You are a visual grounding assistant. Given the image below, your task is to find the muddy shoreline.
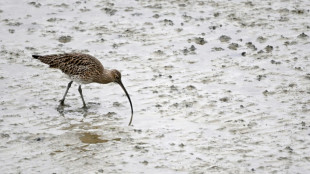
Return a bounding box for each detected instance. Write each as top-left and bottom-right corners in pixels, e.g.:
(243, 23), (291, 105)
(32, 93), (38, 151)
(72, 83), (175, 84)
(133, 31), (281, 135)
(0, 0), (310, 173)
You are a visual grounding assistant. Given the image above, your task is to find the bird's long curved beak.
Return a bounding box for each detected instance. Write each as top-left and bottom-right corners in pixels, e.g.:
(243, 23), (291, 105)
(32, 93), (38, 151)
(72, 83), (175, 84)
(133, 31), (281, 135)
(117, 80), (133, 126)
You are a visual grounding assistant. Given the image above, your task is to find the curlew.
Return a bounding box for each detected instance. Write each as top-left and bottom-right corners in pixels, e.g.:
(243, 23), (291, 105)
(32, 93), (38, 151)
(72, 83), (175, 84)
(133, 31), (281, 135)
(32, 53), (133, 125)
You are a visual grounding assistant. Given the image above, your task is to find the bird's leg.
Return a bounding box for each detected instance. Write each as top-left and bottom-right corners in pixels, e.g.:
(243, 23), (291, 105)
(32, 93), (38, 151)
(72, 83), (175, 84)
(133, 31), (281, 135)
(78, 85), (87, 108)
(60, 81), (73, 106)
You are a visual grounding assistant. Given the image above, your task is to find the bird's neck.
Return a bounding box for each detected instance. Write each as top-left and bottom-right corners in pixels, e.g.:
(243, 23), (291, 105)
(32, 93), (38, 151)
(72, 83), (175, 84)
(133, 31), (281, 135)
(95, 69), (114, 84)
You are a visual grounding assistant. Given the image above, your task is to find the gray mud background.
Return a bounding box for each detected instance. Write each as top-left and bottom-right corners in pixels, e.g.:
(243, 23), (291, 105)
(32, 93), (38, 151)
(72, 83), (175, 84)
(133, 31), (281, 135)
(0, 0), (310, 173)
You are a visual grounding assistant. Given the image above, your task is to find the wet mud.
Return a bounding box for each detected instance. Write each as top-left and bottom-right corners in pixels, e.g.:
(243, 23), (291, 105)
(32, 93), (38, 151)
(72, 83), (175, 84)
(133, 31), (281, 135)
(0, 0), (310, 173)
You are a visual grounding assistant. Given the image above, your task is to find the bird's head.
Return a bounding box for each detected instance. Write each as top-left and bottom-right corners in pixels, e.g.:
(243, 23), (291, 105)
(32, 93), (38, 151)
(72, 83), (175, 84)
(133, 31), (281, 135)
(111, 69), (122, 83)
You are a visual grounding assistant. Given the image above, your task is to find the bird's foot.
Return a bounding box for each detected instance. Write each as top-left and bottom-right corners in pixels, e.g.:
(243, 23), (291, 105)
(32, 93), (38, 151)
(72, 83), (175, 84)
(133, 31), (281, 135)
(58, 100), (70, 109)
(82, 104), (88, 110)
(59, 99), (65, 106)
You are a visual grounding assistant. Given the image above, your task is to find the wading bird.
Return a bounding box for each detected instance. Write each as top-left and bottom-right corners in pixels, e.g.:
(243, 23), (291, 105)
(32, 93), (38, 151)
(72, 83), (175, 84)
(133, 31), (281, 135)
(32, 53), (133, 125)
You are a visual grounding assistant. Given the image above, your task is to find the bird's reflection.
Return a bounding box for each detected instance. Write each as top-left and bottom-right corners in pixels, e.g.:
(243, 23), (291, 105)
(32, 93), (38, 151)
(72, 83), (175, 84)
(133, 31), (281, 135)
(56, 104), (90, 120)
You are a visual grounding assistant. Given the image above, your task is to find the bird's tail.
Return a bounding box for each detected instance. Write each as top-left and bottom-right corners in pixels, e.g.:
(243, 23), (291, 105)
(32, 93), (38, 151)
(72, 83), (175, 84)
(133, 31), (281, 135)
(32, 55), (41, 59)
(32, 54), (51, 66)
(32, 54), (63, 68)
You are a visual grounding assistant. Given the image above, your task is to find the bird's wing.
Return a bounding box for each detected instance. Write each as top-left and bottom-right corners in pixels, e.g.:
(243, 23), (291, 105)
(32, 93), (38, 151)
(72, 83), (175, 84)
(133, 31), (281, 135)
(33, 53), (104, 76)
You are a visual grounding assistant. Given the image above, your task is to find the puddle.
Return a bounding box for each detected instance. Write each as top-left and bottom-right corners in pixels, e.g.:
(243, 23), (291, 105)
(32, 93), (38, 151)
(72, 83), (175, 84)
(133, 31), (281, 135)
(79, 132), (121, 144)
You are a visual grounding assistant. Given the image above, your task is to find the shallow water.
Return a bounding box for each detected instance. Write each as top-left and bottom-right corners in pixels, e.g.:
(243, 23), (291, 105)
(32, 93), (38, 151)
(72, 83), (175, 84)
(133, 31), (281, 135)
(0, 0), (310, 173)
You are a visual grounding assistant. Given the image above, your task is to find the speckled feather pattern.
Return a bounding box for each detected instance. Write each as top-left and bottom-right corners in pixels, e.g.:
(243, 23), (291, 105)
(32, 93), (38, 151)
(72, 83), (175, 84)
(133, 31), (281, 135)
(34, 53), (105, 84)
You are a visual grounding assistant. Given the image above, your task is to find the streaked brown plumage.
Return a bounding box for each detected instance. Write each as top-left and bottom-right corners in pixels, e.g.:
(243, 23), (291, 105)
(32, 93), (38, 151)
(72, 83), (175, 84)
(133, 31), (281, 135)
(32, 53), (133, 125)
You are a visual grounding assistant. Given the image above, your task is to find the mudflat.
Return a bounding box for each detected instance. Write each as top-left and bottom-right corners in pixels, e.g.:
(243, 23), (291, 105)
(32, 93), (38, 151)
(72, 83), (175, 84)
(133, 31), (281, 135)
(0, 0), (309, 173)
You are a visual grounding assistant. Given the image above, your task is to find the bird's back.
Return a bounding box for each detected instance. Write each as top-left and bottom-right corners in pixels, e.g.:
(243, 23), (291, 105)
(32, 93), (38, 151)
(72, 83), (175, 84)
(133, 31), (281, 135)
(33, 53), (104, 83)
